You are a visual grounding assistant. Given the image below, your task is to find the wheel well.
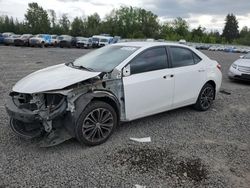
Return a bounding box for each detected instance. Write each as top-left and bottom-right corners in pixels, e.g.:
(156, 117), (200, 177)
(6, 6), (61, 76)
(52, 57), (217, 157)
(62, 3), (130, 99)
(92, 97), (120, 120)
(205, 80), (216, 99)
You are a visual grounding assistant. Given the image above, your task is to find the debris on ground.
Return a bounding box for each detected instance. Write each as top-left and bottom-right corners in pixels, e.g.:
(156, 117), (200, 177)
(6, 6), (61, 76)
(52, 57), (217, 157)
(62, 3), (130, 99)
(130, 137), (151, 143)
(134, 184), (146, 188)
(220, 89), (231, 95)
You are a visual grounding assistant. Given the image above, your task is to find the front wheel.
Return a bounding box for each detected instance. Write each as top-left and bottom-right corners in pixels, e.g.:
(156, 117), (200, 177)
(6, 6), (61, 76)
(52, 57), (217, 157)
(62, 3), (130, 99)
(75, 101), (117, 146)
(194, 83), (215, 111)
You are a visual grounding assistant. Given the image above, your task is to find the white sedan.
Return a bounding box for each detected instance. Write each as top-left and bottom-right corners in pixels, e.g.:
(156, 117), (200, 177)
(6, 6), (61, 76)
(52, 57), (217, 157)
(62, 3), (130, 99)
(5, 42), (222, 147)
(228, 53), (250, 81)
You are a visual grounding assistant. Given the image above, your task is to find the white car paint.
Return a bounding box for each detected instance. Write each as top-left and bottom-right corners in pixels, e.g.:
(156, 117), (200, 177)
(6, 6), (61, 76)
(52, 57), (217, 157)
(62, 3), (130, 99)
(98, 36), (113, 46)
(117, 42), (222, 120)
(13, 64), (101, 94)
(123, 68), (174, 120)
(11, 42), (222, 121)
(171, 63), (206, 108)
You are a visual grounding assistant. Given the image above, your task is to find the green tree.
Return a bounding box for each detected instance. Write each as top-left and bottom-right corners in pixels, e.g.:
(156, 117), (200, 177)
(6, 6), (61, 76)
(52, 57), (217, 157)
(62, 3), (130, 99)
(86, 13), (101, 36)
(71, 17), (84, 36)
(59, 14), (70, 34)
(24, 2), (51, 34)
(237, 26), (250, 46)
(172, 17), (189, 38)
(160, 22), (175, 40)
(222, 14), (239, 43)
(191, 26), (205, 42)
(48, 9), (56, 29)
(239, 26), (249, 37)
(103, 6), (159, 38)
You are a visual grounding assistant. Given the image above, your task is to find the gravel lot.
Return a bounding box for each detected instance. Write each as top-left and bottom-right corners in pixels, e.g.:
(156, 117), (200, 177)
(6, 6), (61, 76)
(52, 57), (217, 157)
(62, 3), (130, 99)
(0, 46), (249, 188)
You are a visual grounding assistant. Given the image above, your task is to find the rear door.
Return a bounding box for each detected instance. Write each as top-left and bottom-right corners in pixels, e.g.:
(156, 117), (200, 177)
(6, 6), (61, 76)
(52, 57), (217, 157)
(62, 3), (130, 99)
(168, 46), (206, 107)
(123, 46), (175, 120)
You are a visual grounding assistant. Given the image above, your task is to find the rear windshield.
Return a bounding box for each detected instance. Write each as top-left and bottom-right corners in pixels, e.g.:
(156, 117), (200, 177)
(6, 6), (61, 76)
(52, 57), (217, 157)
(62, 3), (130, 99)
(73, 45), (139, 72)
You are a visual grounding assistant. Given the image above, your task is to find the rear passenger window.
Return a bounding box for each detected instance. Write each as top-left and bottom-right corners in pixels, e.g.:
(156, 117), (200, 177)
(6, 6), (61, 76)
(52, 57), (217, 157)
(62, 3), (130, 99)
(170, 47), (201, 68)
(130, 47), (168, 74)
(193, 53), (202, 64)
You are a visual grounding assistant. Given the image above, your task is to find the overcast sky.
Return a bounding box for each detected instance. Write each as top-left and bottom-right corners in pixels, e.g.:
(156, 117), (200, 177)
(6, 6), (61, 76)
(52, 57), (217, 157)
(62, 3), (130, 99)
(0, 0), (249, 32)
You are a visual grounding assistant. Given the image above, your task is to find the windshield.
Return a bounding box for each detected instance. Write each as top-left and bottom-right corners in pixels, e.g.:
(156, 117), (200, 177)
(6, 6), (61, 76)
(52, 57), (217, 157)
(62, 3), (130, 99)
(37, 34), (43, 38)
(3, 33), (11, 37)
(100, 39), (108, 42)
(73, 45), (139, 72)
(76, 37), (85, 41)
(52, 35), (57, 39)
(243, 53), (250, 59)
(59, 35), (71, 40)
(12, 35), (20, 38)
(21, 35), (31, 39)
(92, 37), (99, 42)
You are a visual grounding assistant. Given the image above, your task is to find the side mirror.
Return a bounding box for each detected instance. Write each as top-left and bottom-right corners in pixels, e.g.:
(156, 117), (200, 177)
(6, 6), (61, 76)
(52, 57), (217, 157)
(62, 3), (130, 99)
(240, 55), (244, 59)
(123, 64), (131, 77)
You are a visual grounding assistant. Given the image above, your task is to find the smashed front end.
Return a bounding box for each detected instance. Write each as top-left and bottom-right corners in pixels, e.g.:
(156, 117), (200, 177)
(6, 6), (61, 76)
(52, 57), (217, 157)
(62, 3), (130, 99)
(5, 92), (71, 147)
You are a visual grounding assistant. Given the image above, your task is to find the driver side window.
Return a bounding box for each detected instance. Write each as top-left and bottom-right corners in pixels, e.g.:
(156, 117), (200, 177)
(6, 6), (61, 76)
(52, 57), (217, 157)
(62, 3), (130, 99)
(130, 47), (168, 74)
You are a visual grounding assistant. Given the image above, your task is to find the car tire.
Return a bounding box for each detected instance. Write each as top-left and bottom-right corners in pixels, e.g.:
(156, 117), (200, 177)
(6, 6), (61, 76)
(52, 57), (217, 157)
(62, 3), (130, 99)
(41, 42), (45, 48)
(10, 118), (43, 139)
(194, 83), (215, 111)
(75, 101), (117, 146)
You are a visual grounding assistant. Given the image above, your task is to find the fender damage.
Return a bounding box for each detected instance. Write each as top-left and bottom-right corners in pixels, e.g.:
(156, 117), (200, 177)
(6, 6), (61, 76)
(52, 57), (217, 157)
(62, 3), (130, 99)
(5, 65), (125, 147)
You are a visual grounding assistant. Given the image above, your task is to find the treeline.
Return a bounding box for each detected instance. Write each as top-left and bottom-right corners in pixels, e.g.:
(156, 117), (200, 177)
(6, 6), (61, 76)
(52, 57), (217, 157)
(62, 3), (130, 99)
(0, 2), (250, 45)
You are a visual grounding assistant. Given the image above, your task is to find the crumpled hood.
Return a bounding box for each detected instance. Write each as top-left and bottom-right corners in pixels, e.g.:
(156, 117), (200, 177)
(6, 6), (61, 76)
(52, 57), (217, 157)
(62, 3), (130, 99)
(234, 59), (250, 66)
(13, 64), (101, 94)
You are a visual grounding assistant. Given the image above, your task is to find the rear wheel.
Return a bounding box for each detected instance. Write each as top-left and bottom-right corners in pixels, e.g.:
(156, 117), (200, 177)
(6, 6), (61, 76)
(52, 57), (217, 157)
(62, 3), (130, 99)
(75, 101), (117, 146)
(194, 83), (215, 111)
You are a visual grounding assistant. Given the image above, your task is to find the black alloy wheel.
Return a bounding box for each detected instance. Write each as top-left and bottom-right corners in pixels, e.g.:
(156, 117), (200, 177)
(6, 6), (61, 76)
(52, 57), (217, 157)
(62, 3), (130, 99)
(194, 83), (215, 111)
(75, 101), (117, 146)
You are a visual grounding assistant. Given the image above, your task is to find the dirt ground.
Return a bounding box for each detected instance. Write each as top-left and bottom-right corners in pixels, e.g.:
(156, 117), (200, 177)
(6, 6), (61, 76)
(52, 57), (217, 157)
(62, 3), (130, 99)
(0, 46), (249, 188)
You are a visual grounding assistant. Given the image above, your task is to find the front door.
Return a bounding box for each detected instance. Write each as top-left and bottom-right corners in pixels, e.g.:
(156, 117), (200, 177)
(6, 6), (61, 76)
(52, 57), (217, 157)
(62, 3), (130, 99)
(123, 47), (175, 120)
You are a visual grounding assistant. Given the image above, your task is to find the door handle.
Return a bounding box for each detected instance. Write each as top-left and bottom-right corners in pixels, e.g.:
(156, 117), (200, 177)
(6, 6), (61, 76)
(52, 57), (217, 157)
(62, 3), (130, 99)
(198, 69), (205, 72)
(163, 75), (174, 79)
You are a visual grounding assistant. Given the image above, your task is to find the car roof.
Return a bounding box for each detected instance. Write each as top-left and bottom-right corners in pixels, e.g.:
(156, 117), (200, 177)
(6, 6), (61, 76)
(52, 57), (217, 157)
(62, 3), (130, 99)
(113, 41), (189, 48)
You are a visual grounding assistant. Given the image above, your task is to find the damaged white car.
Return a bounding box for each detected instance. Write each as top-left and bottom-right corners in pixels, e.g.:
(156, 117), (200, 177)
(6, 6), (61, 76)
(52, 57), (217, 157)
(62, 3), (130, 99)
(5, 42), (222, 147)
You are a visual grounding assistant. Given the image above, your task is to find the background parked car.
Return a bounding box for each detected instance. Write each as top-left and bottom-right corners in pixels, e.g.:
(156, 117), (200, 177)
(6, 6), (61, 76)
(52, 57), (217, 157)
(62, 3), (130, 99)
(29, 34), (52, 47)
(5, 42), (222, 146)
(51, 35), (59, 47)
(76, 37), (92, 48)
(14, 34), (33, 46)
(92, 35), (101, 48)
(0, 33), (4, 44)
(112, 36), (121, 43)
(2, 32), (14, 38)
(228, 52), (250, 81)
(58, 35), (76, 48)
(4, 34), (21, 45)
(98, 36), (113, 47)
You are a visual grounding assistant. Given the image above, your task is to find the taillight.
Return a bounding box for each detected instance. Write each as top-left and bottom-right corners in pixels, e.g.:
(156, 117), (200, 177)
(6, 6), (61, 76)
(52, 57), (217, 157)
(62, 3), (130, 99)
(217, 64), (221, 71)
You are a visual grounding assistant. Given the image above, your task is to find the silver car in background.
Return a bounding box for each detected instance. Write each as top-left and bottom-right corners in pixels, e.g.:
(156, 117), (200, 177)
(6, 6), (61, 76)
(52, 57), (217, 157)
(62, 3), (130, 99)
(228, 53), (250, 81)
(4, 34), (21, 45)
